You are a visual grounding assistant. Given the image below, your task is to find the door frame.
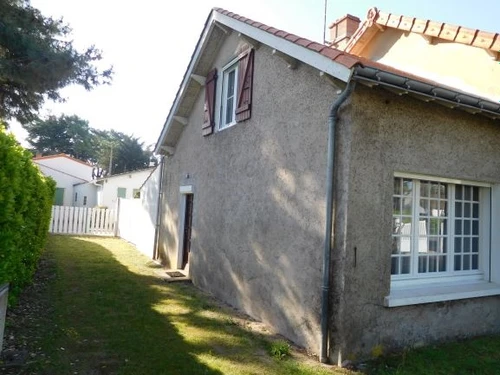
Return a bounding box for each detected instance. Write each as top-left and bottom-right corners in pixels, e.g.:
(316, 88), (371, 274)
(177, 185), (194, 270)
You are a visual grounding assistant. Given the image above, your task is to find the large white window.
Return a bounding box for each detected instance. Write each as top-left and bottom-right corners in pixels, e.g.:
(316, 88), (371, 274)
(392, 175), (490, 284)
(219, 61), (238, 130)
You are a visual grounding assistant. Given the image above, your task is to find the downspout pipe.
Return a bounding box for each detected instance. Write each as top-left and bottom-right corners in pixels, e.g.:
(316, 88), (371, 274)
(320, 77), (356, 363)
(153, 155), (166, 260)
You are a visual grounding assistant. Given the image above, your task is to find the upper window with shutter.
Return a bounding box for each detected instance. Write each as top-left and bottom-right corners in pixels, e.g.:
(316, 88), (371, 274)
(209, 48), (254, 134)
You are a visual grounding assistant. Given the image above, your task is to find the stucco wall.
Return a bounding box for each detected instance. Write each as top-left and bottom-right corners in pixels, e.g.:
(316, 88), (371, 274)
(158, 31), (341, 351)
(336, 84), (500, 358)
(359, 28), (500, 102)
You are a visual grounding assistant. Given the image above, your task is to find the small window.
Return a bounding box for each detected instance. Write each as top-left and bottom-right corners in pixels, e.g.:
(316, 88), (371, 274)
(220, 61), (238, 129)
(75, 192), (78, 202)
(133, 189), (141, 199)
(117, 187), (126, 198)
(83, 196), (87, 206)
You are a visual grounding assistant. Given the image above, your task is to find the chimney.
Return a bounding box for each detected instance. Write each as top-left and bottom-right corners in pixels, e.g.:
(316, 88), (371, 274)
(329, 14), (361, 50)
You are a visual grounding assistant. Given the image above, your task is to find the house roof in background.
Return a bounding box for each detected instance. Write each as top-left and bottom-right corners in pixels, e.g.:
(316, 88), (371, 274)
(32, 153), (92, 167)
(345, 7), (500, 57)
(94, 167), (155, 183)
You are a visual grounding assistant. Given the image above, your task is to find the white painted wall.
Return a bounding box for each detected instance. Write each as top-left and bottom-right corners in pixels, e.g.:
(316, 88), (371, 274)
(35, 164), (87, 206)
(73, 183), (98, 207)
(96, 168), (154, 208)
(116, 165), (161, 258)
(33, 155), (94, 206)
(34, 155), (93, 181)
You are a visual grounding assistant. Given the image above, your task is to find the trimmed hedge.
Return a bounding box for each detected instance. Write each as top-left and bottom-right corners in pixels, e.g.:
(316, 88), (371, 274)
(0, 126), (55, 303)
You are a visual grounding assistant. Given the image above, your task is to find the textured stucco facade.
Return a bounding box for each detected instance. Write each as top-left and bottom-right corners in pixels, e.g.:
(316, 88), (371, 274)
(157, 28), (500, 361)
(331, 85), (500, 358)
(158, 31), (340, 350)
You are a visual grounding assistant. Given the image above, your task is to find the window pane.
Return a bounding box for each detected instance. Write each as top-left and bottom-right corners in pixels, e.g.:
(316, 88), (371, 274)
(463, 255), (470, 270)
(472, 204), (479, 218)
(472, 237), (479, 253)
(464, 186), (471, 200)
(472, 221), (478, 235)
(455, 185), (462, 200)
(403, 179), (413, 196)
(393, 197), (401, 213)
(420, 181), (430, 198)
(225, 97), (234, 124)
(464, 220), (471, 235)
(454, 255), (461, 271)
(429, 257), (437, 272)
(454, 237), (462, 253)
(472, 254), (478, 270)
(401, 257), (411, 274)
(455, 220), (462, 235)
(439, 255), (447, 271)
(464, 237), (471, 253)
(228, 70), (235, 95)
(472, 187), (479, 201)
(455, 202), (462, 217)
(420, 199), (429, 215)
(394, 178), (402, 195)
(391, 257), (399, 275)
(464, 203), (471, 217)
(418, 256), (427, 273)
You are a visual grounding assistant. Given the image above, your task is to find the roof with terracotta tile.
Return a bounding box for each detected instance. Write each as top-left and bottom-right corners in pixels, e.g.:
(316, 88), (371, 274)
(345, 7), (500, 55)
(214, 8), (361, 69)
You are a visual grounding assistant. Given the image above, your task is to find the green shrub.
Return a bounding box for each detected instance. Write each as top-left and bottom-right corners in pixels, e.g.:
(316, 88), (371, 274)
(0, 125), (55, 303)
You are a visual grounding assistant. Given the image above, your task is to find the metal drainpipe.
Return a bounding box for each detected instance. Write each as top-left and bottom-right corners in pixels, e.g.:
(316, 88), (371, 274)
(153, 155), (166, 260)
(320, 78), (356, 363)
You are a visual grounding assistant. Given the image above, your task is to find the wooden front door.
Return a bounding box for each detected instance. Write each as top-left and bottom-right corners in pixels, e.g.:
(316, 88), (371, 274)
(182, 194), (193, 269)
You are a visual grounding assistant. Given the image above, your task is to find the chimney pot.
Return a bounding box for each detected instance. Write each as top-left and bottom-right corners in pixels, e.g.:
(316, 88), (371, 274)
(329, 14), (361, 50)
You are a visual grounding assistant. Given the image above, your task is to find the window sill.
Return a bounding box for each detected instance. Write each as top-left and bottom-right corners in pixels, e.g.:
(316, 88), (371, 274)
(385, 281), (500, 307)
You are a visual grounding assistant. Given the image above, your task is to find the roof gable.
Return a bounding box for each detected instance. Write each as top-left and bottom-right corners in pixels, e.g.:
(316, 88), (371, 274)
(154, 8), (360, 154)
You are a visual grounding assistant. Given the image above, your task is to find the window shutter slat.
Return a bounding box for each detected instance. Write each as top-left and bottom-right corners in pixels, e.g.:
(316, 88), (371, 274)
(202, 68), (217, 136)
(235, 49), (254, 122)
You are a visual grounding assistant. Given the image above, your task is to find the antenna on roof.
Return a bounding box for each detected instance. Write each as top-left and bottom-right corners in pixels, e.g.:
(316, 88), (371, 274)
(323, 0), (328, 44)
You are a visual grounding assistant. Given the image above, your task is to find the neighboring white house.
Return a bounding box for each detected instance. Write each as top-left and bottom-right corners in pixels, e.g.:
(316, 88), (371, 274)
(94, 168), (155, 208)
(117, 164), (162, 257)
(33, 154), (95, 206)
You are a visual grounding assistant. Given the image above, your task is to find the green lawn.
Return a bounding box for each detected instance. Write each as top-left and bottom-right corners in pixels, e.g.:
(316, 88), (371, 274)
(5, 235), (352, 375)
(368, 336), (500, 375)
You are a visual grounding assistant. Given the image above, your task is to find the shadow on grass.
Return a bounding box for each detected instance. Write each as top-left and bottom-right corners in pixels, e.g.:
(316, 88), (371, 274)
(35, 236), (329, 375)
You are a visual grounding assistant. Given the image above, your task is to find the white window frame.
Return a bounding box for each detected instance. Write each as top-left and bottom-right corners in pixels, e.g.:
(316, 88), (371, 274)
(386, 172), (500, 307)
(217, 56), (239, 131)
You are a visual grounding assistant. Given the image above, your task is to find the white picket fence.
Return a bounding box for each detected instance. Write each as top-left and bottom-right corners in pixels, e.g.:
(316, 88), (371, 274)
(49, 206), (117, 236)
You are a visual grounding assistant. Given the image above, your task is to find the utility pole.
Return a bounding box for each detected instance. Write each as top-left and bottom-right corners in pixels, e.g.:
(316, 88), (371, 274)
(108, 145), (113, 176)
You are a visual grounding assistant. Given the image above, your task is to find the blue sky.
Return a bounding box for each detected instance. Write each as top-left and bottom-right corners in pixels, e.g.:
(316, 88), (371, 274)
(9, 0), (500, 148)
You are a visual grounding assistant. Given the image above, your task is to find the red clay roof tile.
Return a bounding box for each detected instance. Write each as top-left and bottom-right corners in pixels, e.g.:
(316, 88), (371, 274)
(213, 8), (366, 70)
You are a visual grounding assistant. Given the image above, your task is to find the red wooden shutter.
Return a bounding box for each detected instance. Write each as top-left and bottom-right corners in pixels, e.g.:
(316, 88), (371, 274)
(202, 68), (217, 136)
(235, 49), (254, 122)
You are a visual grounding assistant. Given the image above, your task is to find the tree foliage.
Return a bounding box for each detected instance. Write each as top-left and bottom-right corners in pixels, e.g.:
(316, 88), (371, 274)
(23, 114), (154, 175)
(0, 0), (112, 123)
(23, 114), (94, 160)
(0, 124), (55, 303)
(93, 129), (152, 175)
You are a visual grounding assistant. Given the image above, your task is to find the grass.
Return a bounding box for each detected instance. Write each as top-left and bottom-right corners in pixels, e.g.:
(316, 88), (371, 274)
(6, 235), (353, 375)
(368, 336), (500, 375)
